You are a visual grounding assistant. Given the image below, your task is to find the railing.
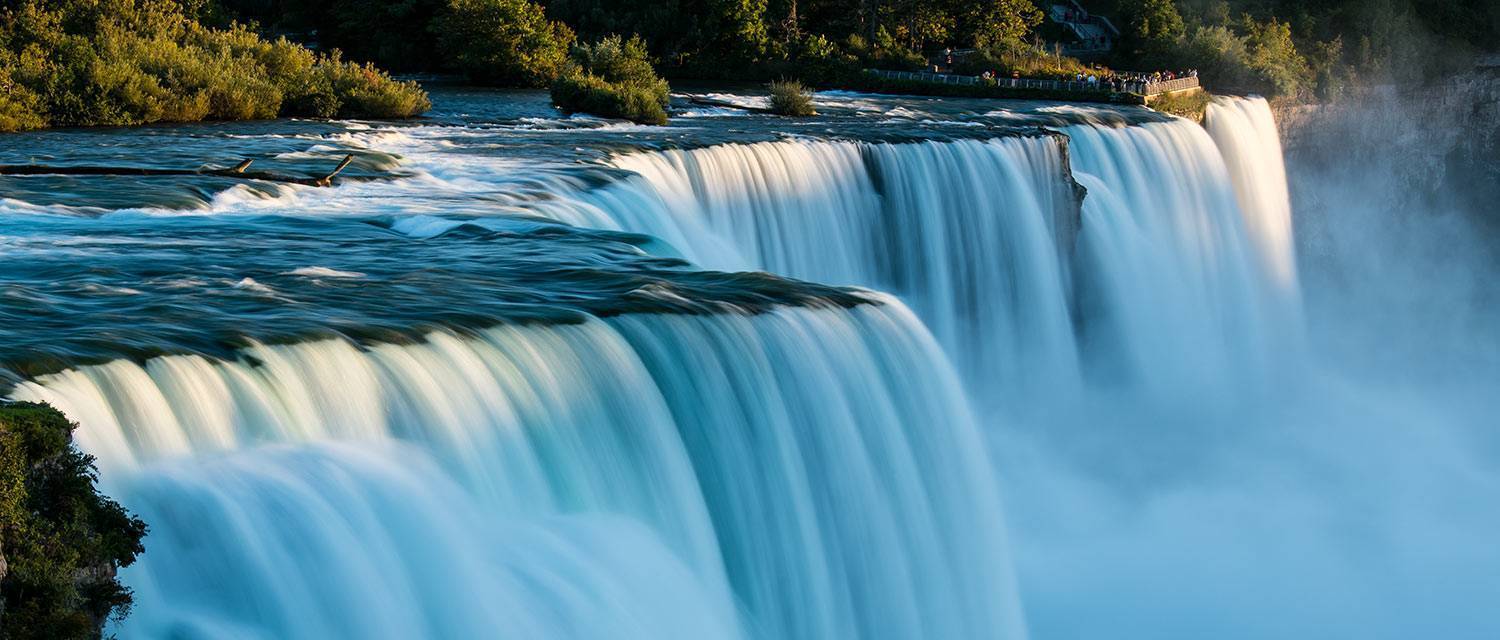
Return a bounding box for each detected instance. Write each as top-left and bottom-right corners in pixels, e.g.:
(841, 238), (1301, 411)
(865, 69), (1200, 96)
(1143, 76), (1200, 94)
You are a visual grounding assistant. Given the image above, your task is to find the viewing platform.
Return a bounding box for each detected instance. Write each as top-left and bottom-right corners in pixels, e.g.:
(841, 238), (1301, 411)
(863, 69), (1200, 100)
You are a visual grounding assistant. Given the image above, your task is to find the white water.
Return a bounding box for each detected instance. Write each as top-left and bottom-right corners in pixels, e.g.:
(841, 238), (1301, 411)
(16, 303), (1025, 640)
(530, 111), (1296, 403)
(14, 93), (1495, 639)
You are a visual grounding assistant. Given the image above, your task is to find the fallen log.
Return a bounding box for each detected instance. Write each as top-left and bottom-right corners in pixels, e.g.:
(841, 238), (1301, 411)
(0, 154), (357, 187)
(680, 94), (776, 114)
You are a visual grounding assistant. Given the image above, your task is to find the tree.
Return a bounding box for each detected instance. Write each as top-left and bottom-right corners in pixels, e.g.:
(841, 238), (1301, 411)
(1117, 0), (1186, 65)
(963, 0), (1044, 48)
(703, 0), (772, 63)
(432, 0), (576, 86)
(1243, 17), (1308, 97)
(1, 402), (148, 639)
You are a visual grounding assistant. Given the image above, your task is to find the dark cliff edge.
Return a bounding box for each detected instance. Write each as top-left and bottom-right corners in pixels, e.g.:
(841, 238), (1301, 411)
(0, 402), (146, 640)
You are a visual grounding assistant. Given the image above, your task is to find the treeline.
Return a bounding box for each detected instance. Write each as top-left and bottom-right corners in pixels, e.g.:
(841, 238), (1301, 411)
(1108, 0), (1500, 99)
(224, 0), (1498, 105)
(225, 0), (1051, 80)
(6, 0), (1496, 130)
(0, 0), (429, 132)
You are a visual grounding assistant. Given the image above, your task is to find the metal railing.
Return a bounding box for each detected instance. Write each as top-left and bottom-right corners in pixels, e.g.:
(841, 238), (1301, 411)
(865, 69), (1199, 96)
(1143, 77), (1200, 94)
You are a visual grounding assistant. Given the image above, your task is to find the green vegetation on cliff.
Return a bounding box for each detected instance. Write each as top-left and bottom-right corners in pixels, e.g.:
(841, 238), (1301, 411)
(1108, 0), (1499, 99)
(0, 402), (146, 640)
(0, 0), (428, 132)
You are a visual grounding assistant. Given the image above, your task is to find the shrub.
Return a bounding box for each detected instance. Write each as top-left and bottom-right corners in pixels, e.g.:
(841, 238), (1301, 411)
(954, 40), (1104, 81)
(769, 80), (816, 116)
(0, 401), (148, 639)
(1148, 88), (1212, 121)
(551, 35), (670, 124)
(551, 73), (669, 124)
(843, 28), (928, 72)
(0, 0), (428, 131)
(432, 0), (575, 87)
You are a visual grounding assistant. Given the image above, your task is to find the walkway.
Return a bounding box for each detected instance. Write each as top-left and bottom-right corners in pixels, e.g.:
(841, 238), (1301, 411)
(865, 69), (1199, 98)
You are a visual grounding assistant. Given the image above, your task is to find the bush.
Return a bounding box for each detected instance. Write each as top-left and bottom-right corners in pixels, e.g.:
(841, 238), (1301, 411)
(769, 80), (816, 116)
(432, 0), (575, 87)
(0, 401), (147, 639)
(0, 0), (428, 131)
(1148, 88), (1212, 121)
(1178, 18), (1312, 99)
(954, 40), (1104, 81)
(550, 35), (669, 124)
(843, 29), (929, 72)
(551, 73), (669, 124)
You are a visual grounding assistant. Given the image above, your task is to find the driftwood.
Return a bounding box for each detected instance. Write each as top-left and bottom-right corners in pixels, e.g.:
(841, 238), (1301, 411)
(681, 94), (776, 114)
(0, 154), (356, 187)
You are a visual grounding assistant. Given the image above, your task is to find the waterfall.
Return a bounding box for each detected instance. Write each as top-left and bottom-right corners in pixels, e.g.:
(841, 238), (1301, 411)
(4, 93), (1329, 639)
(533, 104), (1299, 400)
(1205, 96), (1299, 294)
(546, 136), (1084, 398)
(14, 302), (1026, 640)
(1065, 113), (1292, 392)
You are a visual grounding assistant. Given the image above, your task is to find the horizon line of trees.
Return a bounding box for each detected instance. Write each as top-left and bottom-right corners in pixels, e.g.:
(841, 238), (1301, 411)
(221, 0), (1497, 99)
(6, 0), (1499, 130)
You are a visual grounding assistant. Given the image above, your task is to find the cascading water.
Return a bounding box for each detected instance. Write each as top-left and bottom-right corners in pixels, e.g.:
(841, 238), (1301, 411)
(531, 107), (1295, 401)
(1205, 96), (1299, 293)
(14, 303), (1026, 640)
(6, 83), (1493, 640)
(549, 136), (1084, 397)
(1066, 111), (1293, 392)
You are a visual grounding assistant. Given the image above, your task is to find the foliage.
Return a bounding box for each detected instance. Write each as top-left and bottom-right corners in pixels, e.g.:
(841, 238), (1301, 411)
(963, 0), (1045, 48)
(768, 79), (815, 116)
(1241, 17), (1308, 98)
(0, 401), (147, 640)
(0, 0), (428, 132)
(550, 35), (670, 124)
(432, 0), (575, 87)
(954, 40), (1103, 81)
(1159, 0), (1498, 98)
(1115, 0), (1186, 67)
(841, 29), (929, 72)
(704, 0), (772, 64)
(1147, 86), (1211, 121)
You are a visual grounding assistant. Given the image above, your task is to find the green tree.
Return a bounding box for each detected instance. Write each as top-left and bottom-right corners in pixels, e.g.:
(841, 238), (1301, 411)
(1, 402), (148, 640)
(963, 0), (1044, 48)
(432, 0), (576, 86)
(703, 0), (772, 63)
(1242, 17), (1308, 97)
(1117, 0), (1186, 65)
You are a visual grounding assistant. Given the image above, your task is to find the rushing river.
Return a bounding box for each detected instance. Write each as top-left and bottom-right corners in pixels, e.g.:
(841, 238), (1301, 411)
(2, 84), (1496, 639)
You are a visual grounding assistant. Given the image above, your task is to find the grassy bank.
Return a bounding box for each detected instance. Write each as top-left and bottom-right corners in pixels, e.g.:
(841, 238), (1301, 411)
(1, 401), (147, 640)
(0, 0), (428, 132)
